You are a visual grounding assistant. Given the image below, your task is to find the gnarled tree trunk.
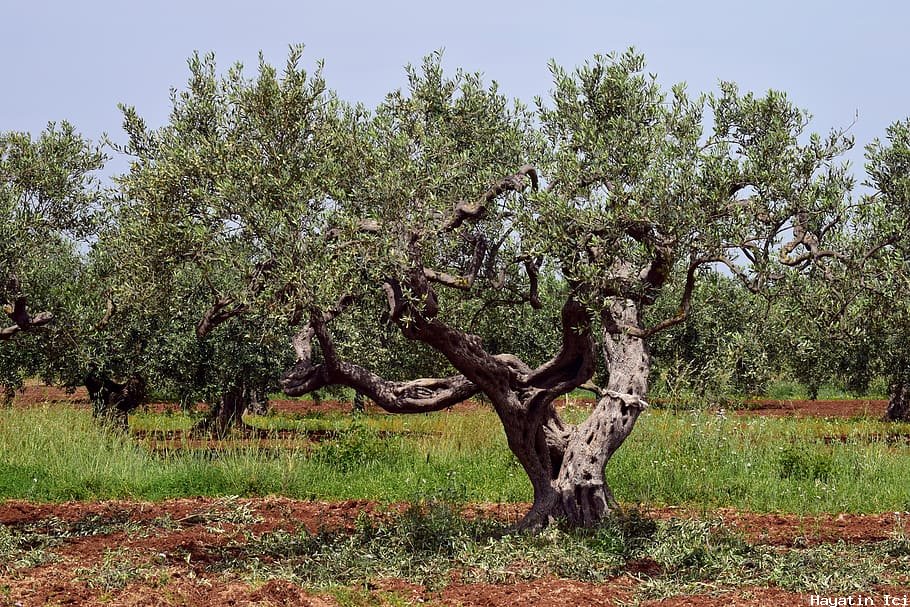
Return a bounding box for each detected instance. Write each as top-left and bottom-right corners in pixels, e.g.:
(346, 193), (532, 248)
(85, 373), (146, 431)
(281, 292), (649, 531)
(504, 299), (648, 529)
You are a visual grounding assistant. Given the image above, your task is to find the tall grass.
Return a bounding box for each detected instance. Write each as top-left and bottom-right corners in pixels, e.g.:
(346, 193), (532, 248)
(4, 404), (910, 513)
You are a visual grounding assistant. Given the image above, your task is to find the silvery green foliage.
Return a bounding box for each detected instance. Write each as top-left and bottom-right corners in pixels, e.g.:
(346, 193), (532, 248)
(22, 46), (873, 523)
(836, 119), (910, 407)
(0, 124), (105, 396)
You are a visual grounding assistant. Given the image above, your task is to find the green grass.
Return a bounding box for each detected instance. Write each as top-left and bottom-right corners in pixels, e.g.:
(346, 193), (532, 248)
(761, 379), (889, 401)
(609, 411), (910, 513)
(4, 404), (910, 513)
(150, 503), (910, 597)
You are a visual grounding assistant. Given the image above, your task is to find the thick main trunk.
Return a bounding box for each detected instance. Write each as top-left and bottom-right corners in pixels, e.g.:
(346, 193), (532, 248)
(193, 383), (253, 437)
(279, 291), (641, 530)
(514, 300), (649, 530)
(885, 382), (910, 421)
(85, 374), (146, 431)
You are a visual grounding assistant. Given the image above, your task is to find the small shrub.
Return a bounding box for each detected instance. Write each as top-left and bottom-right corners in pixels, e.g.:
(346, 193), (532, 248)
(775, 447), (834, 482)
(314, 420), (398, 471)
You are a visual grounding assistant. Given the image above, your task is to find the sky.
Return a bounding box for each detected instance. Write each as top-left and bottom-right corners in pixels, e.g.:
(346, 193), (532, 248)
(3, 1), (908, 179)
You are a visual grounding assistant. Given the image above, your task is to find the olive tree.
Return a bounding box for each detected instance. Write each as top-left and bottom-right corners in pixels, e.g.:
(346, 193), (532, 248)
(105, 48), (341, 432)
(849, 118), (910, 419)
(0, 123), (105, 398)
(284, 51), (854, 528)
(121, 48), (853, 528)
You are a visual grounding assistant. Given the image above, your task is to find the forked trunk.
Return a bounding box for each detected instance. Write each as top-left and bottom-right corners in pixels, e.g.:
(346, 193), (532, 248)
(885, 382), (910, 421)
(279, 291), (648, 531)
(513, 300), (649, 530)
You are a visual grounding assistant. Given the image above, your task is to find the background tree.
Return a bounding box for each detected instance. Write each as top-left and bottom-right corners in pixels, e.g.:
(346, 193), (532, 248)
(105, 48), (337, 433)
(647, 274), (774, 403)
(850, 118), (910, 420)
(0, 123), (105, 399)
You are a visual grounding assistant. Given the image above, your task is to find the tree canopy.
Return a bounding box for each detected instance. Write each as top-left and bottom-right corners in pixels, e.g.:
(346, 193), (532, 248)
(4, 45), (907, 529)
(0, 123), (105, 396)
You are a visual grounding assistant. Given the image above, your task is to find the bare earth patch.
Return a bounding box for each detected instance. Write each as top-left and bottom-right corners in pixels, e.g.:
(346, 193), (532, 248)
(2, 498), (910, 606)
(736, 399), (888, 419)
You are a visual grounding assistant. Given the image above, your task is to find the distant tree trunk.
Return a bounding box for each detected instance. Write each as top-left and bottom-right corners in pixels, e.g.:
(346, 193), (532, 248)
(85, 373), (146, 431)
(807, 382), (820, 401)
(885, 382), (910, 421)
(246, 388), (270, 416)
(193, 382), (253, 437)
(352, 390), (365, 414)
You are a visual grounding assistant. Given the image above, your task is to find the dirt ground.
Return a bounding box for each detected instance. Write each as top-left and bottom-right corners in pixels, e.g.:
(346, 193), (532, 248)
(9, 382), (892, 419)
(736, 398), (889, 419)
(3, 386), (904, 605)
(0, 497), (908, 606)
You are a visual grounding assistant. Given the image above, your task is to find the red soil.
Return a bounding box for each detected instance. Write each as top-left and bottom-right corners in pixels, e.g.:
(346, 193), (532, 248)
(1, 497), (909, 606)
(4, 386), (907, 604)
(12, 382), (892, 419)
(737, 398), (888, 418)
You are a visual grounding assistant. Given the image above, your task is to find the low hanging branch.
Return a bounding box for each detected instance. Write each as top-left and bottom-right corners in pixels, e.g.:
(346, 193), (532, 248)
(1, 277), (55, 341)
(283, 300), (480, 413)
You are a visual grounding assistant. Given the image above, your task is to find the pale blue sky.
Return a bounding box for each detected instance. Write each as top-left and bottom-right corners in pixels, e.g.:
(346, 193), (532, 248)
(3, 1), (907, 176)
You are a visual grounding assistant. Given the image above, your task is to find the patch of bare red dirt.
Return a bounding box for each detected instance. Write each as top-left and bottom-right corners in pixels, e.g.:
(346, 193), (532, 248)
(12, 383), (893, 421)
(647, 506), (910, 546)
(641, 587), (808, 607)
(736, 399), (887, 418)
(10, 383), (89, 407)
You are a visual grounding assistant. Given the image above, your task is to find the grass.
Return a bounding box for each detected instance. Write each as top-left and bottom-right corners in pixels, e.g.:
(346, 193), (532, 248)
(5, 403), (910, 513)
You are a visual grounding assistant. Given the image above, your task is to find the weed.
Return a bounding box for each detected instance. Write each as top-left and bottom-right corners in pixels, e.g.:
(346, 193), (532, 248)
(776, 446), (834, 482)
(74, 547), (162, 591)
(312, 419), (400, 472)
(0, 525), (57, 571)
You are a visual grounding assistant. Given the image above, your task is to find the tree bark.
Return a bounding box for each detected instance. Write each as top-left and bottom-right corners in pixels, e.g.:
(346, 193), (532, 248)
(516, 299), (649, 529)
(280, 292), (648, 531)
(85, 373), (146, 431)
(193, 383), (254, 437)
(885, 382), (910, 421)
